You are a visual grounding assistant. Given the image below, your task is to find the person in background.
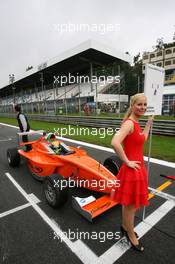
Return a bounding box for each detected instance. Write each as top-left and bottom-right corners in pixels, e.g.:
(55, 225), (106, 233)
(111, 93), (154, 252)
(14, 104), (32, 151)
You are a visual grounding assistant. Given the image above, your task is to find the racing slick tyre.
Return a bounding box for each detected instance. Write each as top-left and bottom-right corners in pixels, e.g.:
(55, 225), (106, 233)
(7, 148), (21, 167)
(43, 174), (69, 208)
(30, 171), (44, 182)
(103, 155), (122, 176)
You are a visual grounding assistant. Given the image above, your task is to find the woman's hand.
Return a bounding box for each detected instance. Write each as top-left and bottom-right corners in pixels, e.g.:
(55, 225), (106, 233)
(126, 160), (141, 170)
(147, 115), (154, 126)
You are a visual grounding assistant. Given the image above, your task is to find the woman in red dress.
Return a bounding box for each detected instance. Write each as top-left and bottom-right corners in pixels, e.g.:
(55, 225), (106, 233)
(111, 93), (153, 252)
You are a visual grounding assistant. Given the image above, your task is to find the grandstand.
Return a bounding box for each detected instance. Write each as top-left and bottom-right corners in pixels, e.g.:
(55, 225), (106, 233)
(0, 39), (131, 114)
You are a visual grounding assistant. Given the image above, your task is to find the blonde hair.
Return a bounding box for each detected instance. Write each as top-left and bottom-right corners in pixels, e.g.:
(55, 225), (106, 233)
(124, 93), (147, 120)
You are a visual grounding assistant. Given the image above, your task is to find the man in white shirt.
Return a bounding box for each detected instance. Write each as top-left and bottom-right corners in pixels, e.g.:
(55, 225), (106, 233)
(14, 105), (31, 151)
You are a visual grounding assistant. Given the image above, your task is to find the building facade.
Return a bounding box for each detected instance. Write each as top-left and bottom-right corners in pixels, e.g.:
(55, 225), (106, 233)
(142, 42), (175, 115)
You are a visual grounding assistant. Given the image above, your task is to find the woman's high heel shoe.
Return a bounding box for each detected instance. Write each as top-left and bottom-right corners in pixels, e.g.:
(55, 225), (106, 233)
(120, 226), (139, 239)
(125, 232), (144, 252)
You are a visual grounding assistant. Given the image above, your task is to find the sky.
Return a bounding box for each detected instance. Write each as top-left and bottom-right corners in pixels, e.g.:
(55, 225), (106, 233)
(0, 0), (175, 87)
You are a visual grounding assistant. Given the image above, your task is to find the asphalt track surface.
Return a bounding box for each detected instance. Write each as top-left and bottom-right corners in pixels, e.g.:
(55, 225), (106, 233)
(0, 123), (175, 264)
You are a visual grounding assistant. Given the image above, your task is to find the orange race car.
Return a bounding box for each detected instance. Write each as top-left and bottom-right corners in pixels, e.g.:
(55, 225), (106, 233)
(7, 131), (122, 221)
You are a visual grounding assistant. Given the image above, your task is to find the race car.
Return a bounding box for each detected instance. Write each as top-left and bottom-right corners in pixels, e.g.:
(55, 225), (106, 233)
(7, 131), (122, 221)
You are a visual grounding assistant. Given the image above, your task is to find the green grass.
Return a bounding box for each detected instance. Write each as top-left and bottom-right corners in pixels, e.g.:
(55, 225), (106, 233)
(0, 116), (174, 162)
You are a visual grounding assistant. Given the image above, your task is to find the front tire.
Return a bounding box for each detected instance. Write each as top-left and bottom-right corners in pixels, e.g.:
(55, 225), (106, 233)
(103, 155), (122, 176)
(7, 148), (20, 167)
(43, 174), (69, 208)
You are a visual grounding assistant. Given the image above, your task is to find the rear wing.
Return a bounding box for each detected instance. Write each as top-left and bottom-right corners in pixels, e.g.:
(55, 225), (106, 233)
(17, 130), (45, 146)
(17, 130), (45, 136)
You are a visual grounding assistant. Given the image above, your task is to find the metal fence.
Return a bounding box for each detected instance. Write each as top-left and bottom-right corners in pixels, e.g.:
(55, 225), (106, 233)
(0, 113), (174, 136)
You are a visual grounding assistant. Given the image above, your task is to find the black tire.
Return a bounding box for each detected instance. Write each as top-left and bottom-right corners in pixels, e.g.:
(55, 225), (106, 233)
(103, 155), (122, 176)
(7, 148), (20, 167)
(30, 171), (44, 181)
(43, 174), (69, 208)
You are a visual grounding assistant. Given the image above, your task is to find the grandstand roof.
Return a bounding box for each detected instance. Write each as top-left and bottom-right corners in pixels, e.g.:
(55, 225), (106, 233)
(0, 39), (132, 94)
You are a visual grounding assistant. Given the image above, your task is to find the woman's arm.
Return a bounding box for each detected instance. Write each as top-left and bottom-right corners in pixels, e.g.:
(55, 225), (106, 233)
(111, 120), (141, 170)
(143, 116), (154, 141)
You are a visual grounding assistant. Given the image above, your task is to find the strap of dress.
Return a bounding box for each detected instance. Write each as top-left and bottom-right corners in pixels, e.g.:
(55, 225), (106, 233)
(122, 118), (137, 125)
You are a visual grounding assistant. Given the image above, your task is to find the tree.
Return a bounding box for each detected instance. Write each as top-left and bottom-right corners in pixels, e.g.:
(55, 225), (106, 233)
(121, 55), (143, 96)
(133, 53), (140, 64)
(155, 37), (164, 50)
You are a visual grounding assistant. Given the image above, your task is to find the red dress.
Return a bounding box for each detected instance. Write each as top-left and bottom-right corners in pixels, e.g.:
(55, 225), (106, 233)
(113, 119), (149, 209)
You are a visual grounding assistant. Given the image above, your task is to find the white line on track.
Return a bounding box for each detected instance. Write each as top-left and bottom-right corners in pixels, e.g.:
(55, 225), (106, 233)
(97, 200), (175, 264)
(5, 172), (98, 264)
(0, 193), (40, 218)
(5, 171), (175, 264)
(0, 203), (31, 218)
(0, 138), (12, 142)
(148, 187), (175, 201)
(0, 122), (175, 168)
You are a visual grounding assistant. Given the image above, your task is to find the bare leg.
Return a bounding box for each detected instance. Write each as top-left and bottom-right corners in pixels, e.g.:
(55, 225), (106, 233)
(122, 205), (138, 245)
(122, 205), (136, 230)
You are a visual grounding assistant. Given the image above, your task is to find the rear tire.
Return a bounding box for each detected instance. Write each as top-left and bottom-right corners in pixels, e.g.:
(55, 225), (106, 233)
(103, 155), (122, 176)
(7, 148), (20, 167)
(43, 174), (69, 208)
